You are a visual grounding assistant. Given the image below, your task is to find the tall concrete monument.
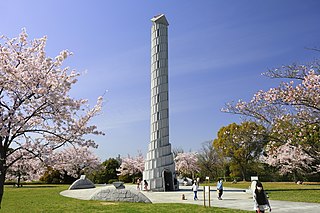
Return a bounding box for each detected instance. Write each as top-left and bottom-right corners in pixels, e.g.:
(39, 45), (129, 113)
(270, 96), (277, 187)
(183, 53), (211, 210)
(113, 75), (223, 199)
(143, 14), (178, 191)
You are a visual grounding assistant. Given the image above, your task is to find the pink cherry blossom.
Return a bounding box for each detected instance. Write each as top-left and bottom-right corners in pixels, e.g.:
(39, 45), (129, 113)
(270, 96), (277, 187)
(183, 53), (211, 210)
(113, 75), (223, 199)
(174, 152), (199, 178)
(118, 152), (144, 176)
(6, 149), (47, 184)
(262, 142), (318, 176)
(51, 146), (101, 178)
(0, 29), (104, 206)
(223, 59), (320, 175)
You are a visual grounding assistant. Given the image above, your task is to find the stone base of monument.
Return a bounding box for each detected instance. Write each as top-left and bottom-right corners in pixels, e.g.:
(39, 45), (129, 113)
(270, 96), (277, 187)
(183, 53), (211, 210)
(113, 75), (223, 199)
(61, 184), (152, 203)
(90, 188), (151, 203)
(68, 175), (95, 190)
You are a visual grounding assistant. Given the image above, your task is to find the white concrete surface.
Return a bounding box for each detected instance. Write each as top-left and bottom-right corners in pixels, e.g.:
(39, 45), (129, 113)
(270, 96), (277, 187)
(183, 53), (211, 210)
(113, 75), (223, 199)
(60, 185), (320, 212)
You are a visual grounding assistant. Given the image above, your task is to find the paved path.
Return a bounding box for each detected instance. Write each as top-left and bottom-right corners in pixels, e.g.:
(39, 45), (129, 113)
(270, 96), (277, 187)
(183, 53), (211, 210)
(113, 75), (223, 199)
(60, 185), (320, 212)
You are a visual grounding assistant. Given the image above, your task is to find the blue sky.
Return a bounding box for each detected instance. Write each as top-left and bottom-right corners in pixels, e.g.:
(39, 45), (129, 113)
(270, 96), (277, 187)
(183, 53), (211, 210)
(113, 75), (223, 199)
(1, 0), (320, 160)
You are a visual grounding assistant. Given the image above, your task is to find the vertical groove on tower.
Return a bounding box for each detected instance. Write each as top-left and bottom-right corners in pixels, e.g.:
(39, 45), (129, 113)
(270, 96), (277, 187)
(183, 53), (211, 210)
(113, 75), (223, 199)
(143, 14), (177, 191)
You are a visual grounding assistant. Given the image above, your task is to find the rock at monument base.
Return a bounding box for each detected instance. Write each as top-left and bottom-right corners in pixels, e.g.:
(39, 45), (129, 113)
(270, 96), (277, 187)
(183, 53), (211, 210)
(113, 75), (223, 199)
(90, 188), (151, 203)
(112, 181), (125, 189)
(69, 175), (95, 190)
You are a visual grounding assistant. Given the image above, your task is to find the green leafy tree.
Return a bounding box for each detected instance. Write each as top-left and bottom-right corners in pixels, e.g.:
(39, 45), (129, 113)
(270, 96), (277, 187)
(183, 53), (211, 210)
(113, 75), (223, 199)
(39, 167), (61, 184)
(213, 122), (267, 181)
(39, 167), (77, 184)
(88, 158), (120, 184)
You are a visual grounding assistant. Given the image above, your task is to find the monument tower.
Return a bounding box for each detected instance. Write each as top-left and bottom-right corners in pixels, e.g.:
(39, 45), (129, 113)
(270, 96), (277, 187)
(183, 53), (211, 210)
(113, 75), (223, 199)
(143, 14), (178, 191)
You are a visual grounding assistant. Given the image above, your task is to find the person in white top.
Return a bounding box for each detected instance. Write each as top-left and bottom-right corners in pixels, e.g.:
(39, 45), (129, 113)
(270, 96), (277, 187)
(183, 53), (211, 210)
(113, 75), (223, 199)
(192, 180), (199, 200)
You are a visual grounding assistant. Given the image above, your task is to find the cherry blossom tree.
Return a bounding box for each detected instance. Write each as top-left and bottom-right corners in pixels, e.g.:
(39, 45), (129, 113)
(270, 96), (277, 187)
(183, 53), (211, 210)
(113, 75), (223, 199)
(6, 149), (46, 186)
(262, 142), (318, 181)
(0, 29), (104, 207)
(224, 60), (320, 128)
(223, 59), (320, 176)
(6, 146), (101, 185)
(118, 152), (144, 177)
(174, 152), (199, 179)
(51, 146), (101, 179)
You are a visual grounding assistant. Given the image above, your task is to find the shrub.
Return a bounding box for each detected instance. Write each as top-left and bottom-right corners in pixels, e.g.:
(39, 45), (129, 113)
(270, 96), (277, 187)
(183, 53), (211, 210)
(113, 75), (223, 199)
(108, 179), (118, 184)
(118, 174), (132, 183)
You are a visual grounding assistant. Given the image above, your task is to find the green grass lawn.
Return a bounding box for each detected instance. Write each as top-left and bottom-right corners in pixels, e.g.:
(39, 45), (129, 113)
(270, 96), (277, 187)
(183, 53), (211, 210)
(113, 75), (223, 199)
(1, 185), (250, 213)
(223, 181), (320, 203)
(1, 182), (319, 212)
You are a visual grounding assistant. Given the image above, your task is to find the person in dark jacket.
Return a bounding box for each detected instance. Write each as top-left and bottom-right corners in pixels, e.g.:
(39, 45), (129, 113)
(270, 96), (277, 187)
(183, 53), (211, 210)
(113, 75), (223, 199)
(253, 182), (271, 213)
(143, 180), (148, 191)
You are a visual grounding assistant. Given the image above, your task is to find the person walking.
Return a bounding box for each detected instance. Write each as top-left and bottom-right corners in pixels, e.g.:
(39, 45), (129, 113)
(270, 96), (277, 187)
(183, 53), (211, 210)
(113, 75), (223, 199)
(143, 180), (148, 191)
(253, 181), (272, 213)
(192, 180), (199, 200)
(136, 178), (141, 190)
(217, 178), (223, 200)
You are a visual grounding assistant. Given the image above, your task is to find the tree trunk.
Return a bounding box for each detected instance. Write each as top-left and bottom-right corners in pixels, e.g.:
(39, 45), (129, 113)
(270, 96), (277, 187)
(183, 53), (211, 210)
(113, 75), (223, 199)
(293, 170), (297, 183)
(241, 171), (246, 181)
(240, 165), (246, 181)
(0, 156), (5, 209)
(17, 173), (21, 187)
